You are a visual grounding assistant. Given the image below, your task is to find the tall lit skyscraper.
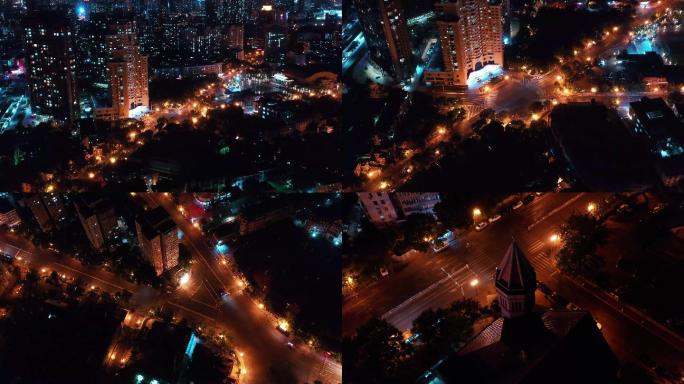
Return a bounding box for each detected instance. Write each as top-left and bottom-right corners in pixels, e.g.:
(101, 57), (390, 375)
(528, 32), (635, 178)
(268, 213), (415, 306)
(354, 0), (413, 82)
(135, 207), (179, 276)
(425, 0), (503, 87)
(264, 25), (288, 64)
(75, 196), (117, 251)
(95, 21), (149, 120)
(23, 11), (78, 125)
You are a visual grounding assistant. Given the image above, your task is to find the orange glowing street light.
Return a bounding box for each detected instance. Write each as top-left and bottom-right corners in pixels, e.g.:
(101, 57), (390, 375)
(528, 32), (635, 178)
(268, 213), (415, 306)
(587, 202), (597, 213)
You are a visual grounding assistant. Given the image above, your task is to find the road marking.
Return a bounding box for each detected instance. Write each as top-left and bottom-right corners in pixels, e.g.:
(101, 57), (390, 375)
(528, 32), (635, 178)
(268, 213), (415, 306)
(381, 265), (469, 321)
(166, 300), (216, 321)
(527, 193), (585, 231)
(50, 262), (130, 292)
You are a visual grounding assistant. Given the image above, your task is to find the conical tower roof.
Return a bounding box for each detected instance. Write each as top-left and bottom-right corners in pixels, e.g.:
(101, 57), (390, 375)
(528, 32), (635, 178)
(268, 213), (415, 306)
(495, 240), (537, 292)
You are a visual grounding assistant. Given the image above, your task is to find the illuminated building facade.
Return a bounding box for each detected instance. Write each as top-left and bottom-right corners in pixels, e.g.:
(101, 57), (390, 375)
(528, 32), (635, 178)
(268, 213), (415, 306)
(23, 11), (78, 124)
(135, 207), (179, 276)
(354, 0), (413, 82)
(425, 0), (503, 87)
(23, 194), (66, 232)
(95, 21), (149, 120)
(265, 25), (288, 64)
(75, 196), (117, 251)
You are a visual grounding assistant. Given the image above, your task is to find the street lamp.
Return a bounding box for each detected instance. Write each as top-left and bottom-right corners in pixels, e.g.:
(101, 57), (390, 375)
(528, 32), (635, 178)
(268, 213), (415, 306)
(179, 272), (190, 287)
(587, 202), (596, 214)
(470, 278), (480, 297)
(472, 208), (482, 219)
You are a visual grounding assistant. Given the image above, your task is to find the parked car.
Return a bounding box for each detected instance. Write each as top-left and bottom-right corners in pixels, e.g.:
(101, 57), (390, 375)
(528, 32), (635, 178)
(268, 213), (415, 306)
(566, 302), (581, 311)
(379, 267), (389, 277)
(651, 203), (666, 214)
(512, 201), (524, 210)
(617, 203), (632, 214)
(475, 221), (489, 231)
(488, 214), (502, 223)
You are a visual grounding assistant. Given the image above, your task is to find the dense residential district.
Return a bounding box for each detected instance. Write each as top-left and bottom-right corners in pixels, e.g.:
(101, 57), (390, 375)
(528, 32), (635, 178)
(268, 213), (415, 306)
(345, 0), (684, 192)
(0, 0), (341, 191)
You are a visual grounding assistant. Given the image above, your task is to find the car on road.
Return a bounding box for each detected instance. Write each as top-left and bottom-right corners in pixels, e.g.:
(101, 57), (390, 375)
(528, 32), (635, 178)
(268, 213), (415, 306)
(488, 214), (502, 223)
(431, 239), (449, 253)
(651, 203), (666, 214)
(537, 281), (552, 295)
(287, 341), (295, 349)
(566, 302), (581, 311)
(379, 267), (389, 277)
(523, 194), (535, 204)
(512, 201), (524, 210)
(475, 221), (488, 231)
(217, 288), (230, 299)
(616, 203), (632, 214)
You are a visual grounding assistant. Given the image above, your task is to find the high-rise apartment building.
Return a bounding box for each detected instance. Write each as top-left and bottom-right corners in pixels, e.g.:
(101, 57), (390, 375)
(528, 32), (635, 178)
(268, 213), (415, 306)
(22, 194), (66, 232)
(135, 207), (180, 276)
(23, 11), (78, 124)
(75, 196), (117, 250)
(354, 0), (413, 82)
(425, 0), (503, 87)
(94, 21), (149, 121)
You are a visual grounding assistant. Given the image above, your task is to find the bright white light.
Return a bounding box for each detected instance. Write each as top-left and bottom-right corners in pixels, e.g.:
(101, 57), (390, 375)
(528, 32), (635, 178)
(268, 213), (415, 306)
(179, 272), (190, 286)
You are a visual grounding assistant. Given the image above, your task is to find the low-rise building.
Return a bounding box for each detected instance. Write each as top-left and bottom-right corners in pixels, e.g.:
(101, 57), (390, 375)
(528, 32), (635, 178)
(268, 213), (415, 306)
(357, 192), (441, 224)
(0, 199), (21, 228)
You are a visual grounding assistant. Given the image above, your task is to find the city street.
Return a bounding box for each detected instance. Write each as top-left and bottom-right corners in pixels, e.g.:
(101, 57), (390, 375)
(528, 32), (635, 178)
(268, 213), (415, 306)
(147, 193), (342, 384)
(343, 192), (684, 371)
(0, 198), (342, 384)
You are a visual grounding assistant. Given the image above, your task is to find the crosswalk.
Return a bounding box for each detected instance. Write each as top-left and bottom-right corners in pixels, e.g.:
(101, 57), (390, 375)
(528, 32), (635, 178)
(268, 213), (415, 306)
(523, 239), (558, 277)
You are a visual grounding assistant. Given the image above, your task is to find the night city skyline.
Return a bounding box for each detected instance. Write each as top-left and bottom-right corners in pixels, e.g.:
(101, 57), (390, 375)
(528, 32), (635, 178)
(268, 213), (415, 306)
(2, 0), (684, 382)
(0, 0), (341, 192)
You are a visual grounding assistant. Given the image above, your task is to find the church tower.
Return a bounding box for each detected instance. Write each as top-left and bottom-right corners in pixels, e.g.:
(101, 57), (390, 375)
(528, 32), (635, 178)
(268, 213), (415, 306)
(495, 240), (537, 319)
